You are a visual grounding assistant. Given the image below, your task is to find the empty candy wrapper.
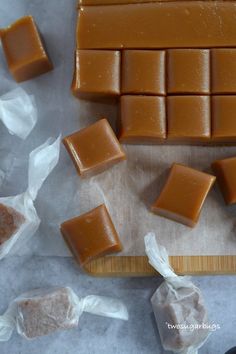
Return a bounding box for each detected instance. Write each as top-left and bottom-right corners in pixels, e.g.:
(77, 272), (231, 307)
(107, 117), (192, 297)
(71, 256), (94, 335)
(0, 136), (60, 260)
(144, 233), (210, 354)
(0, 286), (128, 340)
(0, 87), (37, 139)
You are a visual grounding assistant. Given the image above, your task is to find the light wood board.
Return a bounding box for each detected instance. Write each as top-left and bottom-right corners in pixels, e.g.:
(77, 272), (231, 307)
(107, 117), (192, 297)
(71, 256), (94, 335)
(84, 255), (236, 276)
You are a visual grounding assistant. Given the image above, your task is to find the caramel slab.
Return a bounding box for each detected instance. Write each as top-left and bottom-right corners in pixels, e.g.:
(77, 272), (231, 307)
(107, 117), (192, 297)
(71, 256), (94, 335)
(63, 118), (126, 178)
(167, 96), (210, 143)
(71, 50), (120, 99)
(60, 204), (122, 265)
(77, 2), (236, 49)
(167, 49), (210, 94)
(119, 95), (166, 144)
(1, 16), (53, 82)
(211, 49), (236, 94)
(152, 163), (215, 227)
(121, 50), (165, 95)
(212, 157), (236, 205)
(212, 96), (236, 142)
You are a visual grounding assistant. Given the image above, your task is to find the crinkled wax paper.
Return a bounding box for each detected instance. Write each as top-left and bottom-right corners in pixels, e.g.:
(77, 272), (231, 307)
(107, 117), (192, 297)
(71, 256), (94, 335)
(0, 0), (236, 257)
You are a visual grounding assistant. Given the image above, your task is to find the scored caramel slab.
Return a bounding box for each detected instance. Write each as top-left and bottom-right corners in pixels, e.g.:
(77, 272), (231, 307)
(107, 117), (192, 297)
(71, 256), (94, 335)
(74, 1), (236, 276)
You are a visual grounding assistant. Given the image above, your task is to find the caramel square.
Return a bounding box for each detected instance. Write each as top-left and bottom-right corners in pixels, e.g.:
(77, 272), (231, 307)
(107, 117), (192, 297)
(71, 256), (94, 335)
(212, 96), (236, 142)
(212, 157), (236, 205)
(63, 118), (126, 178)
(71, 49), (120, 98)
(167, 49), (210, 94)
(152, 163), (215, 227)
(61, 204), (122, 265)
(119, 95), (166, 144)
(167, 96), (210, 142)
(211, 49), (236, 94)
(121, 50), (165, 95)
(0, 16), (53, 82)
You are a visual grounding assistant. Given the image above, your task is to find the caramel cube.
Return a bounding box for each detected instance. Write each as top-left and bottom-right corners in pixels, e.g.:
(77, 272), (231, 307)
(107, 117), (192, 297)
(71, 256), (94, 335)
(119, 95), (166, 144)
(152, 163), (215, 227)
(167, 49), (210, 94)
(212, 96), (236, 142)
(63, 118), (126, 178)
(71, 50), (120, 98)
(0, 16), (53, 82)
(60, 204), (122, 265)
(121, 50), (165, 95)
(212, 157), (236, 205)
(167, 96), (210, 143)
(211, 49), (236, 94)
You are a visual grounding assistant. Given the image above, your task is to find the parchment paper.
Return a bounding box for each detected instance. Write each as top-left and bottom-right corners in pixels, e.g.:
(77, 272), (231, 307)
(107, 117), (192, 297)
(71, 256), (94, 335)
(0, 0), (236, 257)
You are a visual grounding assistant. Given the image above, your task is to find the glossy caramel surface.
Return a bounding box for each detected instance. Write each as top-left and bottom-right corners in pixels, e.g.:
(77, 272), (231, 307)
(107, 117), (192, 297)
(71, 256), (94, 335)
(71, 49), (120, 98)
(77, 2), (236, 49)
(60, 204), (122, 265)
(212, 96), (236, 142)
(212, 157), (236, 205)
(167, 49), (210, 94)
(63, 119), (126, 178)
(152, 163), (215, 227)
(1, 16), (53, 82)
(121, 50), (165, 95)
(167, 96), (210, 142)
(119, 95), (166, 144)
(211, 49), (236, 94)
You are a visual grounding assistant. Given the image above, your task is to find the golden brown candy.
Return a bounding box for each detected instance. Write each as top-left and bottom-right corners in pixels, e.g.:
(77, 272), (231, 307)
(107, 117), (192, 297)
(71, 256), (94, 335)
(211, 96), (236, 143)
(60, 204), (122, 265)
(119, 95), (166, 144)
(167, 49), (210, 94)
(152, 164), (215, 227)
(1, 16), (53, 82)
(167, 96), (210, 143)
(212, 157), (236, 205)
(71, 49), (120, 99)
(121, 50), (165, 95)
(77, 2), (236, 49)
(63, 118), (126, 178)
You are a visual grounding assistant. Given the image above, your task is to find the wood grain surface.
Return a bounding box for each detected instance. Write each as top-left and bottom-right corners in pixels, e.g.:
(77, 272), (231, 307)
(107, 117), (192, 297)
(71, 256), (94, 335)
(84, 255), (236, 276)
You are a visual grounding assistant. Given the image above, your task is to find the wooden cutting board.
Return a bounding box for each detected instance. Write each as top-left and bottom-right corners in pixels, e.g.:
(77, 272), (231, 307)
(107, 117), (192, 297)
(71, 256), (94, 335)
(84, 255), (236, 276)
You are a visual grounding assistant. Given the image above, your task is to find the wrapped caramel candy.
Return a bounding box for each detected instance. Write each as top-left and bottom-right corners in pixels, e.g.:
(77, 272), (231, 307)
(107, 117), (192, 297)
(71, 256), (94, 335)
(0, 136), (60, 259)
(145, 233), (210, 353)
(0, 287), (128, 340)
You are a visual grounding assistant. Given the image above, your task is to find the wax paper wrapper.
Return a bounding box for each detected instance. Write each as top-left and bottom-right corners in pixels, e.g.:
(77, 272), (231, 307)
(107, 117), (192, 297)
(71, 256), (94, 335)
(144, 233), (210, 354)
(0, 87), (37, 140)
(0, 136), (60, 260)
(0, 87), (37, 186)
(0, 286), (128, 340)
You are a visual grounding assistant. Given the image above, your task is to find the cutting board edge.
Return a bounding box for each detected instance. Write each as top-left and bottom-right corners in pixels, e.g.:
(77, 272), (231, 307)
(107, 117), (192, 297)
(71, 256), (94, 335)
(83, 255), (236, 277)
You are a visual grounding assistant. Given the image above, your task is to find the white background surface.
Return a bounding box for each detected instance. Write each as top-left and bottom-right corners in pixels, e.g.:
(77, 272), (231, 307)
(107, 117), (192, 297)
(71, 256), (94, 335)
(0, 0), (235, 353)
